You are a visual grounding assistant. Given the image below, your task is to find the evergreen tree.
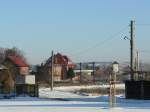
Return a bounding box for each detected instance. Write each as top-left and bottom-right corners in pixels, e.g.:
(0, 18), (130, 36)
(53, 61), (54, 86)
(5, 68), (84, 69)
(67, 68), (75, 80)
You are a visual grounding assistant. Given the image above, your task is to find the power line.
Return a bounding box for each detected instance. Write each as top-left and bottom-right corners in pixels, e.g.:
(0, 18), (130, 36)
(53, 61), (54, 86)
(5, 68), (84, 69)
(135, 50), (150, 62)
(72, 25), (128, 57)
(136, 24), (150, 26)
(140, 50), (150, 54)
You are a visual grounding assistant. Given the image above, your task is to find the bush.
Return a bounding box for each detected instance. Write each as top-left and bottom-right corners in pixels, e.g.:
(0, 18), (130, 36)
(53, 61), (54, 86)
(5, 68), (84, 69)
(67, 68), (75, 80)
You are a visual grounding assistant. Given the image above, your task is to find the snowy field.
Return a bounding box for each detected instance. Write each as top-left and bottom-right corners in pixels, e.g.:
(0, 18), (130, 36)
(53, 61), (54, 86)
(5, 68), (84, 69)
(53, 84), (125, 92)
(0, 85), (150, 112)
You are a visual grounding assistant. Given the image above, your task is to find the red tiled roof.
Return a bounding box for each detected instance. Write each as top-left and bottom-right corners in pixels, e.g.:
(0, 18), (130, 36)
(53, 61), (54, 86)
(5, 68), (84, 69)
(46, 53), (75, 67)
(8, 55), (28, 67)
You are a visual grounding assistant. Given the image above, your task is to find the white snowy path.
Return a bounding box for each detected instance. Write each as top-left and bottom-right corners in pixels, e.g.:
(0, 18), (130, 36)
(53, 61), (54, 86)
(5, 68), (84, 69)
(0, 86), (150, 112)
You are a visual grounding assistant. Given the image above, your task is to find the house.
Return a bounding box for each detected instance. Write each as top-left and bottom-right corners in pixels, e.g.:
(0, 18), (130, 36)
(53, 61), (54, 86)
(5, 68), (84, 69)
(2, 55), (38, 97)
(74, 69), (94, 82)
(46, 53), (75, 80)
(2, 55), (29, 80)
(36, 53), (75, 82)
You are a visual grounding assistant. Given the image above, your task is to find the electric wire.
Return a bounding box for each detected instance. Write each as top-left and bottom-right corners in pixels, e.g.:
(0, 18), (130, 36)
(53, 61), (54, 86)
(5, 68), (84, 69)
(72, 25), (128, 58)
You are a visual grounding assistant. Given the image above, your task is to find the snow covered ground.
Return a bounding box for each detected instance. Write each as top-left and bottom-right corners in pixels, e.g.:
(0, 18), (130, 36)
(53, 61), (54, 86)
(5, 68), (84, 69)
(53, 84), (125, 92)
(0, 85), (150, 112)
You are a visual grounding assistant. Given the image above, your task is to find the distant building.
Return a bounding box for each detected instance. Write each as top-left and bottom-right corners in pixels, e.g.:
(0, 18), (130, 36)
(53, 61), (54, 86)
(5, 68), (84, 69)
(36, 53), (75, 82)
(3, 55), (29, 80)
(74, 70), (94, 76)
(46, 53), (75, 80)
(1, 55), (37, 97)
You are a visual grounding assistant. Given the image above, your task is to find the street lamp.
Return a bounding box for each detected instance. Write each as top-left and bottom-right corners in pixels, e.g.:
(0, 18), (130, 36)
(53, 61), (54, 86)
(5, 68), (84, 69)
(112, 61), (119, 73)
(109, 61), (119, 108)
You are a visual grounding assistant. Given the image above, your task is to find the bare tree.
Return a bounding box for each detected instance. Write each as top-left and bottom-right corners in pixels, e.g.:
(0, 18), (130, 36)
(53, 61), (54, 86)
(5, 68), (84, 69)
(5, 47), (27, 63)
(0, 47), (27, 64)
(0, 47), (6, 62)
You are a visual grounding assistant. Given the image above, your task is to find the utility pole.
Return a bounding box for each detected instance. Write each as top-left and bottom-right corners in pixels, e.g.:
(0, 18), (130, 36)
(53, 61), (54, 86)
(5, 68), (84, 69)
(79, 62), (82, 83)
(92, 62), (95, 83)
(134, 50), (139, 80)
(136, 51), (139, 72)
(50, 50), (54, 91)
(130, 20), (135, 81)
(109, 73), (116, 107)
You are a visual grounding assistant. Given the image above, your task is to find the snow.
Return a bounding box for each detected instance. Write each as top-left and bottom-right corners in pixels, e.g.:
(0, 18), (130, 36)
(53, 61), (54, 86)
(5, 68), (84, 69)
(53, 84), (125, 92)
(0, 85), (150, 112)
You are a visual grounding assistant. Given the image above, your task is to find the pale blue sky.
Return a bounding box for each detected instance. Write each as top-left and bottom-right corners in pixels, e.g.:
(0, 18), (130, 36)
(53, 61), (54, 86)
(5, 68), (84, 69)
(0, 0), (150, 64)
